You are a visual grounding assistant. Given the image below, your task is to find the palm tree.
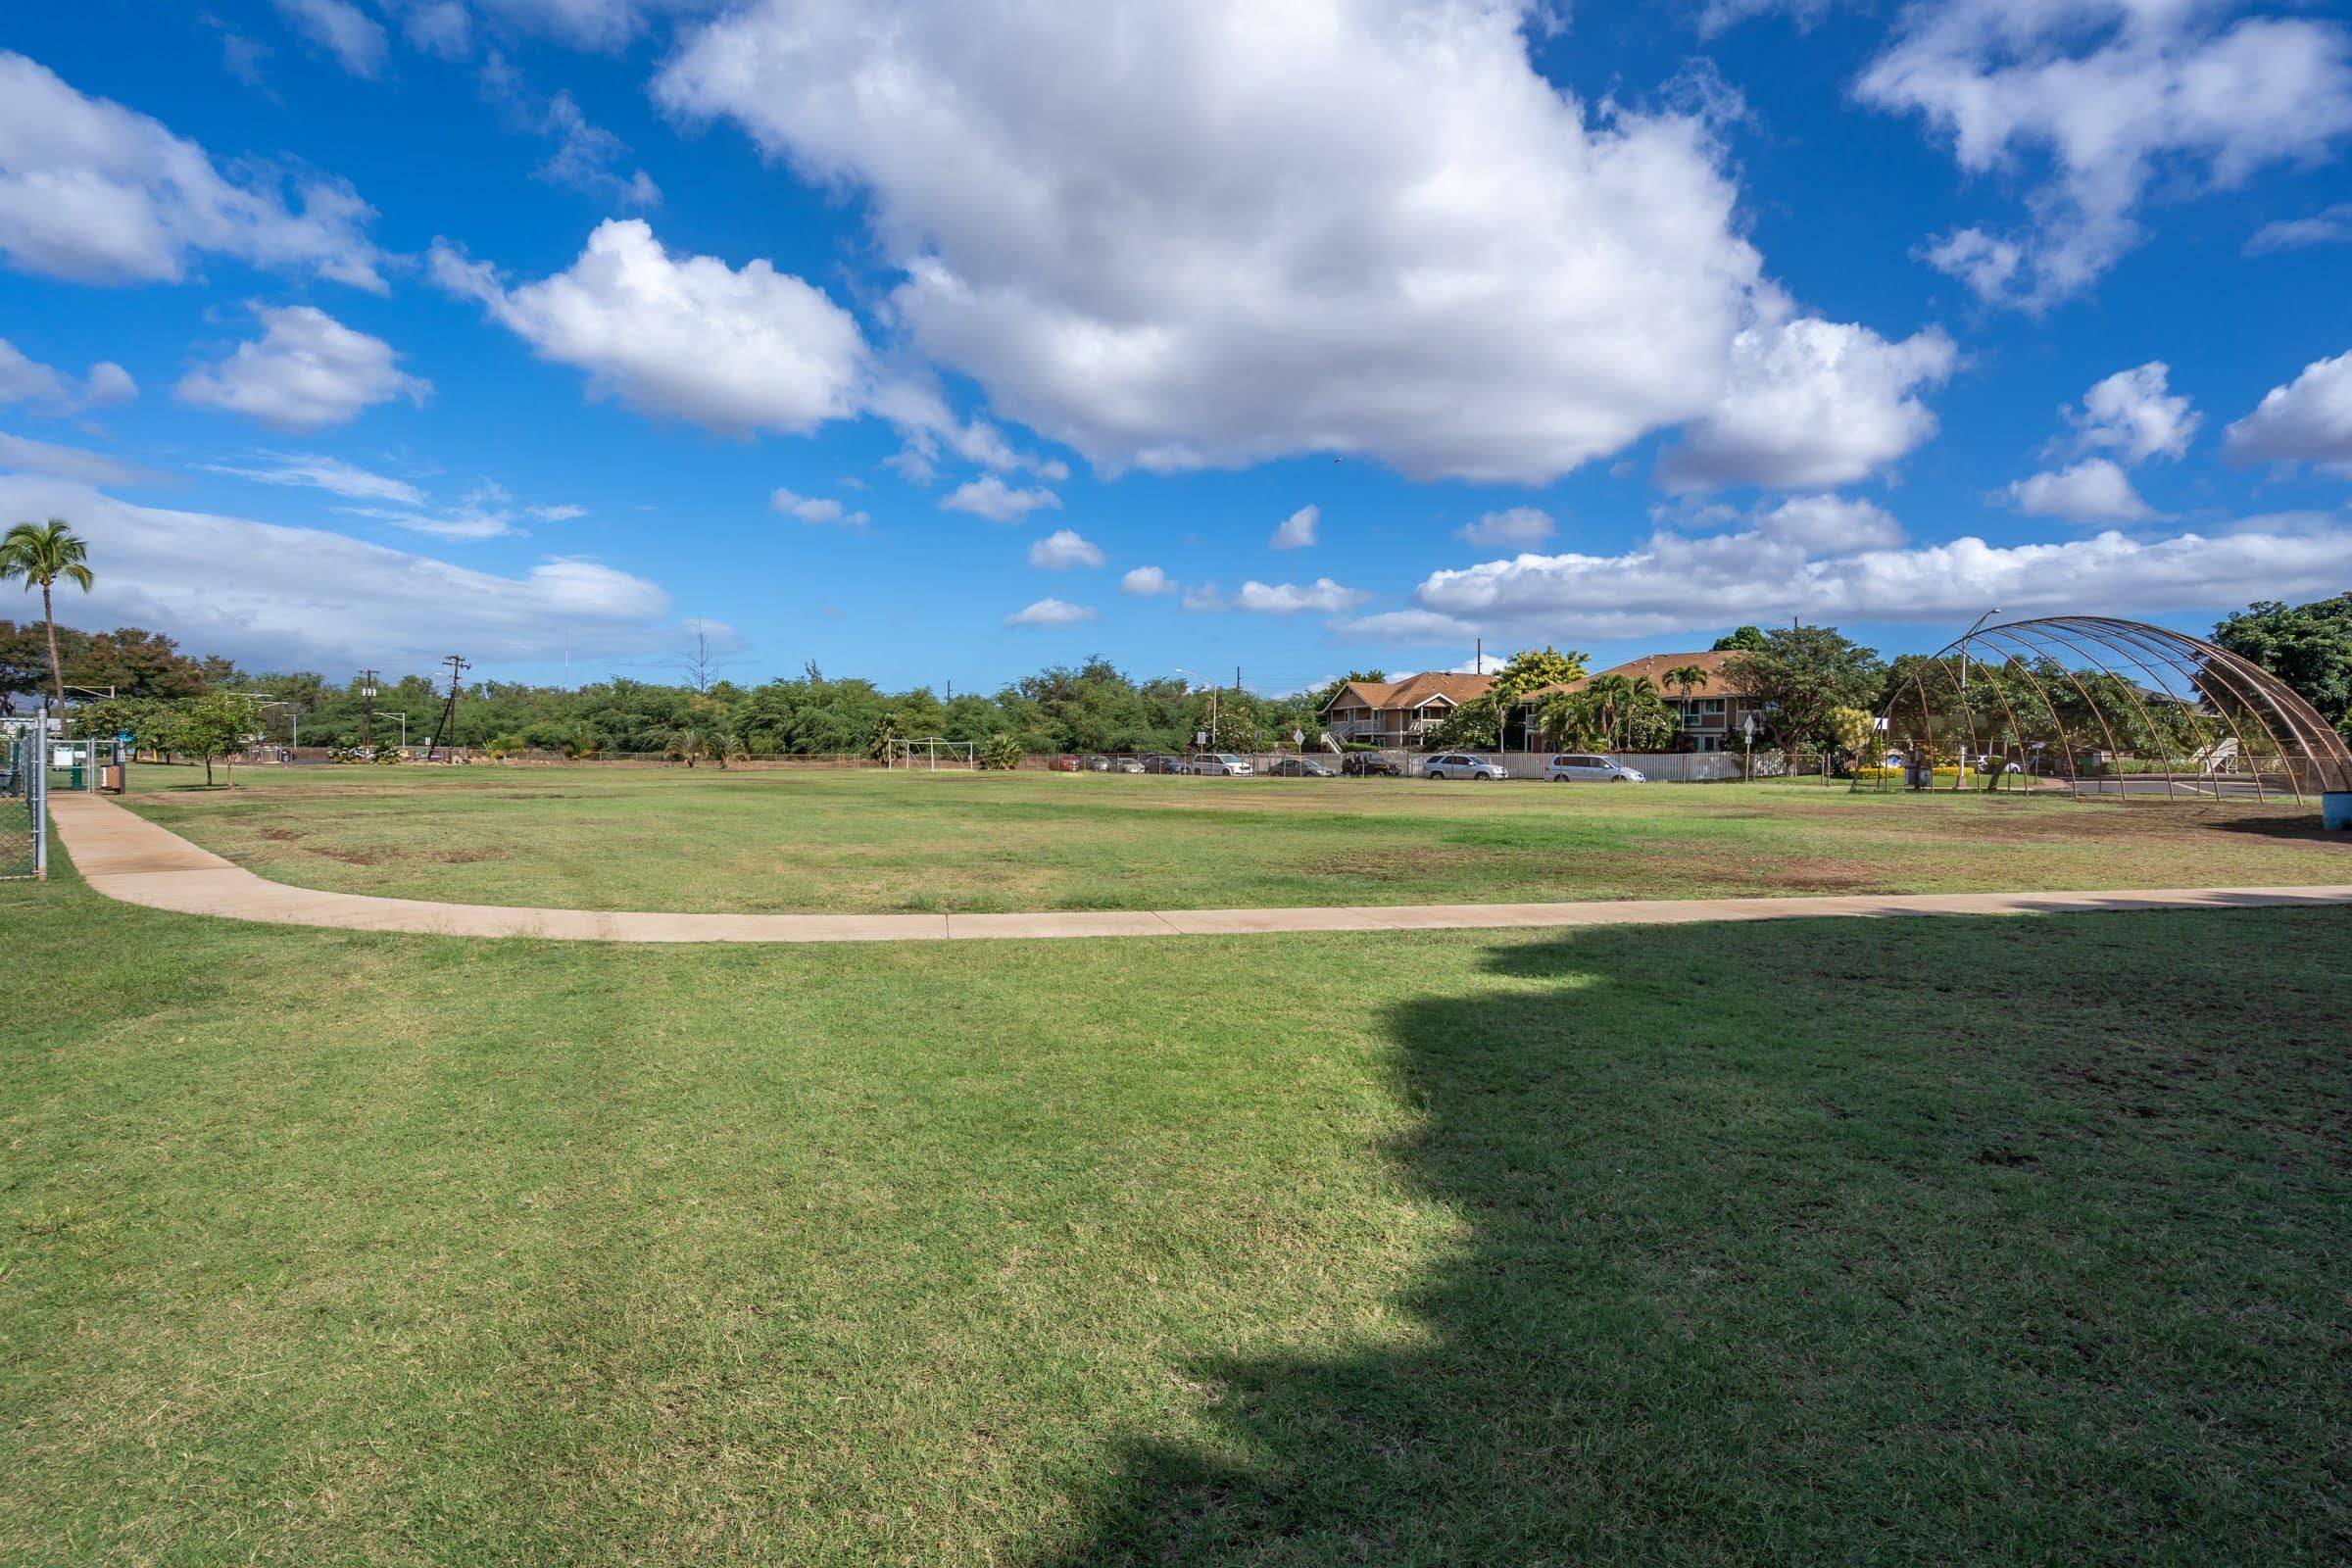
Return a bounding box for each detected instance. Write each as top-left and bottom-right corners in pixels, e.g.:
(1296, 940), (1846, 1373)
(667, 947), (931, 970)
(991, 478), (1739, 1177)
(1537, 689), (1607, 750)
(1663, 662), (1709, 712)
(0, 518), (95, 710)
(1663, 663), (1709, 765)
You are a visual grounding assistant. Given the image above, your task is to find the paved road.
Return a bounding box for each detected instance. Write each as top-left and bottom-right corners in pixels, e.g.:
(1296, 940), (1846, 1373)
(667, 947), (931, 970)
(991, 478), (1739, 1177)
(44, 794), (2352, 945)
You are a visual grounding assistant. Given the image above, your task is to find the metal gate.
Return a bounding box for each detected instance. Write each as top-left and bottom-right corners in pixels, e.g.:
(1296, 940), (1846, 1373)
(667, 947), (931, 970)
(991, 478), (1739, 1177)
(2, 716), (47, 881)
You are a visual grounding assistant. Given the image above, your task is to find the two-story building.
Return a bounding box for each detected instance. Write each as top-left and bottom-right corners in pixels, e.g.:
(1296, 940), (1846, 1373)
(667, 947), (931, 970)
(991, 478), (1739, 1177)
(1319, 671), (1496, 748)
(1517, 650), (1766, 752)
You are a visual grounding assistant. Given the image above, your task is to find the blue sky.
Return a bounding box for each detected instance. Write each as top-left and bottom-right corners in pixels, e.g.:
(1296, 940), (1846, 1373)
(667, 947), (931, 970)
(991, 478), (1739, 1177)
(1, 0), (2348, 693)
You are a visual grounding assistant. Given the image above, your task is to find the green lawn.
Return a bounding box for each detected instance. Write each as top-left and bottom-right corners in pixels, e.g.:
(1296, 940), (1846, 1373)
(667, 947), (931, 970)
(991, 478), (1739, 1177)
(5, 848), (2349, 1564)
(121, 762), (2352, 914)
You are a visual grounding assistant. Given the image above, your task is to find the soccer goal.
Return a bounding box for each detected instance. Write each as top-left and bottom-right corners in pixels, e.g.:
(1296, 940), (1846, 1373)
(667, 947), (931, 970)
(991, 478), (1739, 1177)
(885, 738), (977, 771)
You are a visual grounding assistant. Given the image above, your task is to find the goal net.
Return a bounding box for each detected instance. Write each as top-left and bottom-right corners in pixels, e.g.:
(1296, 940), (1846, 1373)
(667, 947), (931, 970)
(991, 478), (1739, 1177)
(885, 738), (977, 770)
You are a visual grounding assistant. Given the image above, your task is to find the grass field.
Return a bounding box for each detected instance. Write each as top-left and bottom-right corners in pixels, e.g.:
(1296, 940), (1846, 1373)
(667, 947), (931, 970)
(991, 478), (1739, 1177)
(5, 839), (2350, 1564)
(121, 763), (2352, 914)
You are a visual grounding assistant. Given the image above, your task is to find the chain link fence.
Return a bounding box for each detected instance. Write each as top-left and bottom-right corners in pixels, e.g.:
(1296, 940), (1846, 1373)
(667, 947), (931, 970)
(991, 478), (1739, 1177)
(2, 717), (48, 880)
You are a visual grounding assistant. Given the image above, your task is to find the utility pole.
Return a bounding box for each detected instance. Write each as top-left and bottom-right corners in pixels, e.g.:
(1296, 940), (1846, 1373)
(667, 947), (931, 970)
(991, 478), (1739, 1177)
(1476, 637), (1482, 674)
(359, 668), (378, 754)
(424, 655), (468, 761)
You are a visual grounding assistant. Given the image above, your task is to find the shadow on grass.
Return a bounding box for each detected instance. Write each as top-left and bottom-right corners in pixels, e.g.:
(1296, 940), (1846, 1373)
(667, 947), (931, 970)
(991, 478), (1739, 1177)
(2201, 809), (2352, 849)
(1046, 911), (2352, 1566)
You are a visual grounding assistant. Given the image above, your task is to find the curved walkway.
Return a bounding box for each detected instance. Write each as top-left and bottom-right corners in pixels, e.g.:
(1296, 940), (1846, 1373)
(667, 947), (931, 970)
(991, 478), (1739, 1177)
(50, 793), (2352, 945)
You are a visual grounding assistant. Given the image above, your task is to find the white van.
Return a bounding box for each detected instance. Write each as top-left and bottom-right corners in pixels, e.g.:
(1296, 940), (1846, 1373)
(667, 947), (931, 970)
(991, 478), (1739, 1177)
(1544, 753), (1646, 782)
(1189, 753), (1253, 776)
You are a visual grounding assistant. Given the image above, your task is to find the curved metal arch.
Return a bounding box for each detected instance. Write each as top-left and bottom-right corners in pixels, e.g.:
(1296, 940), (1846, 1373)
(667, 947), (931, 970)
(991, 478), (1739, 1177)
(1875, 616), (2352, 802)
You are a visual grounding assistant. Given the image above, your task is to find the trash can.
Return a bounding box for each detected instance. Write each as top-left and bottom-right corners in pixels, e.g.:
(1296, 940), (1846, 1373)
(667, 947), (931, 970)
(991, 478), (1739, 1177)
(100, 763), (123, 793)
(2326, 792), (2351, 832)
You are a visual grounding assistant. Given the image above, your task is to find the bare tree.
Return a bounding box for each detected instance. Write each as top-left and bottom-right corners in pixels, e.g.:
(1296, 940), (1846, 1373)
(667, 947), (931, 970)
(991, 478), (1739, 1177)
(682, 624), (719, 695)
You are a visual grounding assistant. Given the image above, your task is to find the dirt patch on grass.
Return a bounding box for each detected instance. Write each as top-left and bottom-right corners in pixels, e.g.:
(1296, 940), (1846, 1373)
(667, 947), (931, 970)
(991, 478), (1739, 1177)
(1751, 858), (1887, 893)
(1319, 847), (1495, 882)
(307, 845), (395, 866)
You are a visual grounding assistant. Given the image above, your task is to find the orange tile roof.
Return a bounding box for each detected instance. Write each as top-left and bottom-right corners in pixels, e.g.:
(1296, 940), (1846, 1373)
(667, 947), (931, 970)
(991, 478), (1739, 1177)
(1321, 671), (1495, 712)
(1517, 649), (1755, 704)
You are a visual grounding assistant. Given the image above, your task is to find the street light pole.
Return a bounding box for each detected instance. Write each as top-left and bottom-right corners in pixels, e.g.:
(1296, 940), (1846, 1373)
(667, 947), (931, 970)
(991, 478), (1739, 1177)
(1959, 608), (2002, 690)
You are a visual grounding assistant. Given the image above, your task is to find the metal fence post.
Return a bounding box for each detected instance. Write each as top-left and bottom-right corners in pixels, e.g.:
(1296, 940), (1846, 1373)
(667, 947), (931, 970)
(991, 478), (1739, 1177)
(30, 735), (45, 880)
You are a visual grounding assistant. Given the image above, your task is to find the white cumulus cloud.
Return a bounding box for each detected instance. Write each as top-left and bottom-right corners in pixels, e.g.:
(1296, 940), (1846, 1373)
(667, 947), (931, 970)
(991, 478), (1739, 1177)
(1397, 502), (2350, 641)
(2000, 458), (2157, 522)
(1028, 528), (1104, 569)
(1235, 578), (1373, 614)
(0, 431), (161, 487)
(1330, 608), (1480, 646)
(270, 0), (389, 77)
(659, 0), (1939, 486)
(1270, 505), (1319, 550)
(431, 219), (867, 436)
(0, 337), (135, 412)
(401, 2), (473, 57)
(175, 305), (429, 431)
(470, 0), (678, 50)
(1005, 596), (1097, 627)
(2067, 362), (2199, 464)
(770, 485), (866, 525)
(2223, 349), (2352, 472)
(942, 473), (1060, 522)
(1455, 507), (1557, 548)
(2245, 204), (2352, 256)
(1120, 565), (1176, 596)
(0, 51), (384, 291)
(0, 474), (673, 668)
(1657, 317), (1956, 492)
(1859, 0), (2352, 308)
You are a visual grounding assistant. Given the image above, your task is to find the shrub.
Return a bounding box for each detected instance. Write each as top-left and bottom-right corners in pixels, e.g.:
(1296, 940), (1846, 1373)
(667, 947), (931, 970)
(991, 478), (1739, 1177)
(1853, 763), (1965, 781)
(979, 733), (1024, 770)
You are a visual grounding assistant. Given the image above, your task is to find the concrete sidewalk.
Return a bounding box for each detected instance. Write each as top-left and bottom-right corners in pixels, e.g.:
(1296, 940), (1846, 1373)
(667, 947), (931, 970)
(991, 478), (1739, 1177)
(48, 793), (2352, 945)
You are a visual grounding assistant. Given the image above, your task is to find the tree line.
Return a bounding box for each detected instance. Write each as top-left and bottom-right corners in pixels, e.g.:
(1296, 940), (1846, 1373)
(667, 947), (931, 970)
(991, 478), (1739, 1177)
(7, 628), (1335, 762)
(10, 514), (2347, 762)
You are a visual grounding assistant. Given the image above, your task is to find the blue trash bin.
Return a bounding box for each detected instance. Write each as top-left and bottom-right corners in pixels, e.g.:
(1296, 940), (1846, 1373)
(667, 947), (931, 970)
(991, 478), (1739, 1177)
(2325, 792), (2351, 832)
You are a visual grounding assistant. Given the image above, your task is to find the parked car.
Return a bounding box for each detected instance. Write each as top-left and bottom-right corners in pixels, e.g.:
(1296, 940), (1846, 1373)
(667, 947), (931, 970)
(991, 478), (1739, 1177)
(1543, 753), (1646, 782)
(1114, 758), (1146, 773)
(1265, 757), (1335, 777)
(1424, 752), (1508, 780)
(1341, 753), (1404, 777)
(1051, 755), (1081, 772)
(1189, 752), (1254, 776)
(1139, 753), (1185, 774)
(1081, 755), (1112, 771)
